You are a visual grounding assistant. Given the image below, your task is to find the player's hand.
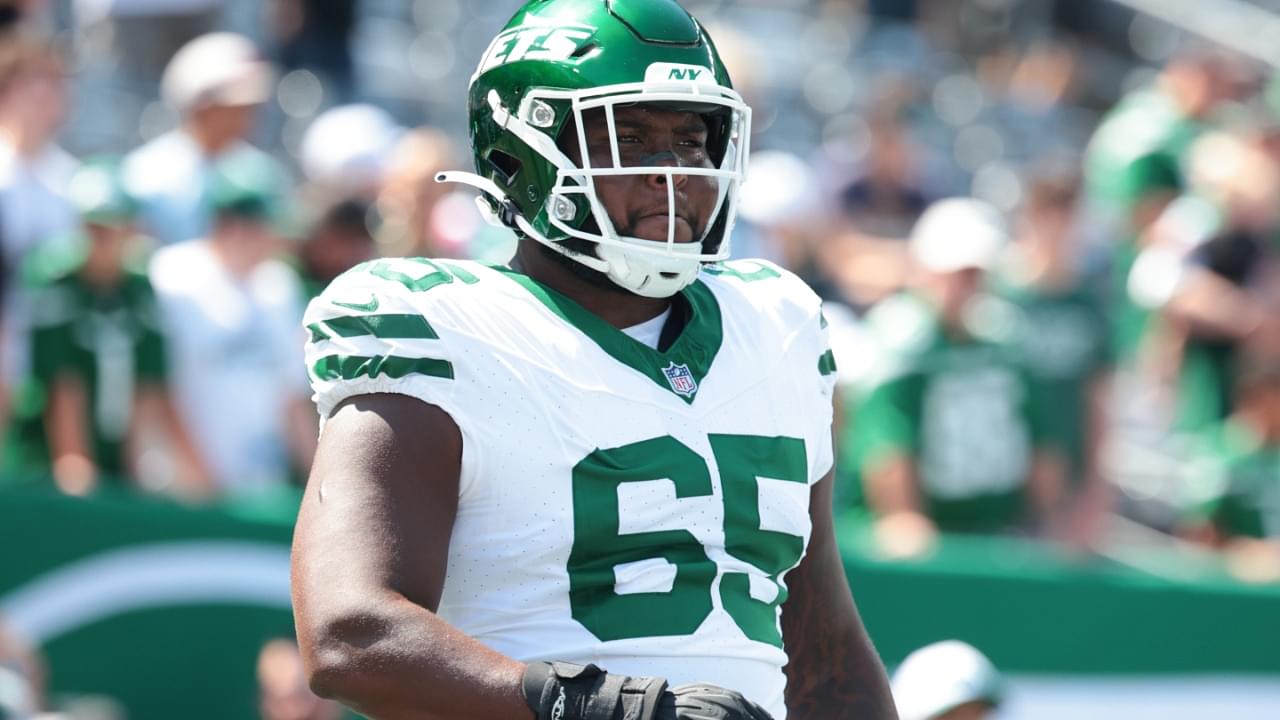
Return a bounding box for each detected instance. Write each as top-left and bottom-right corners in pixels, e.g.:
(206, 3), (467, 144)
(660, 683), (776, 719)
(523, 661), (775, 720)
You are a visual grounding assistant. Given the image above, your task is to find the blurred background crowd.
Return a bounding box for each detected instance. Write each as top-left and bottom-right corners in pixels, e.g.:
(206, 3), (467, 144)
(0, 0), (1279, 717)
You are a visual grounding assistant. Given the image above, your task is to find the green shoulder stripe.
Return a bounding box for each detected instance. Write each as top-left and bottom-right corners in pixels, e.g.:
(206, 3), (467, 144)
(312, 355), (454, 382)
(703, 260), (781, 283)
(308, 314), (438, 343)
(818, 350), (838, 376)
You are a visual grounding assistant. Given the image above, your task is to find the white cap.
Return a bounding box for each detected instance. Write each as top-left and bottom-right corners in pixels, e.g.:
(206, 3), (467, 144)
(162, 32), (272, 112)
(738, 150), (820, 227)
(300, 104), (406, 192)
(909, 198), (1008, 273)
(891, 640), (1004, 720)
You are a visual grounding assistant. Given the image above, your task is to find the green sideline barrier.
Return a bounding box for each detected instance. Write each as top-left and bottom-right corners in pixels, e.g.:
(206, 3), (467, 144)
(1, 485), (1278, 720)
(836, 519), (1280, 676)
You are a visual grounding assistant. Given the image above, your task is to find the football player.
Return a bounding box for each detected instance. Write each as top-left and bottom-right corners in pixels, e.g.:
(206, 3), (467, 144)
(290, 1), (896, 719)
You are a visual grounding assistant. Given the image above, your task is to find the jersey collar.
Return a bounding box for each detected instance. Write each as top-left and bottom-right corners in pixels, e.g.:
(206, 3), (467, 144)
(495, 268), (722, 405)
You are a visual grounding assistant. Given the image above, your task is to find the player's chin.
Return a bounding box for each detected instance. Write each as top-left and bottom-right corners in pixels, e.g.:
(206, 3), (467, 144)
(631, 215), (696, 244)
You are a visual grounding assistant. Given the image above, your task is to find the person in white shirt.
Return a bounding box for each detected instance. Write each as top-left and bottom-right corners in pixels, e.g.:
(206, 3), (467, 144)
(123, 31), (279, 247)
(149, 157), (315, 497)
(0, 35), (77, 271)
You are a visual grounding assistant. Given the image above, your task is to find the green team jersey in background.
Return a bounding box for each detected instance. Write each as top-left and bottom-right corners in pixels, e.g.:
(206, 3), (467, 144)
(846, 292), (1046, 534)
(1185, 420), (1280, 540)
(1084, 88), (1201, 363)
(16, 259), (168, 481)
(997, 277), (1113, 485)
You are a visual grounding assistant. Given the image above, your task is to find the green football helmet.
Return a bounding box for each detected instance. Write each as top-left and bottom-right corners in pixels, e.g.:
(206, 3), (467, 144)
(438, 0), (752, 298)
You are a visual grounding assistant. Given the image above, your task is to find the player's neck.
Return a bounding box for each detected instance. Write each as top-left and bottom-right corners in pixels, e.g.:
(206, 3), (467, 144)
(510, 241), (672, 330)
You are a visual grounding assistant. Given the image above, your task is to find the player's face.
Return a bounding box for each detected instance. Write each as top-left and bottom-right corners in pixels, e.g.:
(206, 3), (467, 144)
(572, 105), (719, 244)
(85, 222), (133, 266)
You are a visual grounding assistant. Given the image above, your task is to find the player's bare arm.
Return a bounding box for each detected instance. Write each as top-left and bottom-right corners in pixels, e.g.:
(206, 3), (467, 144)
(291, 393), (533, 720)
(781, 467), (897, 720)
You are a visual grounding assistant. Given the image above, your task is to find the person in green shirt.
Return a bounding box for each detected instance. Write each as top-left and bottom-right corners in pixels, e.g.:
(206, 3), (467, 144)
(1183, 361), (1280, 538)
(1158, 130), (1280, 433)
(1179, 359), (1280, 584)
(997, 168), (1114, 547)
(851, 199), (1064, 556)
(1084, 50), (1253, 364)
(20, 159), (210, 496)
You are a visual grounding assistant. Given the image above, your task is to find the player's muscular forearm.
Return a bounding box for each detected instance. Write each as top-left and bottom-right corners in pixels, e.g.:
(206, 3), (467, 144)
(780, 475), (897, 720)
(297, 592), (532, 719)
(291, 394), (533, 720)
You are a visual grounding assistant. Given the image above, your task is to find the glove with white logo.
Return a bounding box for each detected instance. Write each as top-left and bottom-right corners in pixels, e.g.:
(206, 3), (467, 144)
(522, 661), (775, 720)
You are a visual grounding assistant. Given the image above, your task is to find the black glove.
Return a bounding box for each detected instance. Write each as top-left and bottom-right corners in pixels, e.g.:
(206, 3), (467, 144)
(522, 661), (775, 720)
(660, 683), (776, 720)
(522, 661), (667, 720)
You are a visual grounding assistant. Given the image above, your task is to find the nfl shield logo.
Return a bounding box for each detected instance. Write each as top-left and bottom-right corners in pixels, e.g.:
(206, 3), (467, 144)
(662, 362), (698, 398)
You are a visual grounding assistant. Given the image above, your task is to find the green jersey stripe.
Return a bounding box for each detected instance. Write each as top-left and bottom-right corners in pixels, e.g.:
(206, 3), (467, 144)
(308, 314), (439, 342)
(818, 350), (837, 376)
(492, 267), (723, 405)
(312, 355), (455, 381)
(439, 261), (481, 285)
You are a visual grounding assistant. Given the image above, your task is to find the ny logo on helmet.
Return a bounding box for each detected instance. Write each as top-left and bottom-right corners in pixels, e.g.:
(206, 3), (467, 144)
(477, 24), (595, 74)
(643, 63), (718, 87)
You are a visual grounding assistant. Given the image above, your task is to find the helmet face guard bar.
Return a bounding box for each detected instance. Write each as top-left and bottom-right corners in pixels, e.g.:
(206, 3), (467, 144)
(440, 77), (751, 297)
(532, 83), (751, 263)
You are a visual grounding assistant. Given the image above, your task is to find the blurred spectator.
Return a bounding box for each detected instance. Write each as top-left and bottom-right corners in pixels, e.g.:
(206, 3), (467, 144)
(273, 0), (357, 104)
(298, 103), (404, 203)
(148, 156), (313, 497)
(256, 638), (342, 720)
(734, 149), (822, 268)
(1181, 360), (1280, 583)
(0, 34), (76, 274)
(375, 126), (463, 258)
(296, 198), (374, 300)
(996, 164), (1114, 547)
(122, 31), (275, 246)
(1153, 131), (1280, 432)
(825, 102), (933, 310)
(0, 0), (51, 33)
(847, 199), (1062, 557)
(73, 0), (222, 86)
(839, 106), (932, 242)
(1084, 48), (1256, 365)
(376, 126), (512, 262)
(890, 640), (1004, 720)
(17, 158), (210, 497)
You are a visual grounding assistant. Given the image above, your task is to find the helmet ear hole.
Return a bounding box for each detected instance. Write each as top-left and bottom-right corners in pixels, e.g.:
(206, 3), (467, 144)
(486, 150), (523, 186)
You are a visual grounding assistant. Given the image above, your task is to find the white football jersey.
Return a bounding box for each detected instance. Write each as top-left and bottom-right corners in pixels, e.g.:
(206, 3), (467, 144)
(304, 258), (837, 718)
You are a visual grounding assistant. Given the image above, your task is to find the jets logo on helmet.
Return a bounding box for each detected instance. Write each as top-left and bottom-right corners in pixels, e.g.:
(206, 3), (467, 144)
(476, 24), (596, 75)
(438, 0), (752, 299)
